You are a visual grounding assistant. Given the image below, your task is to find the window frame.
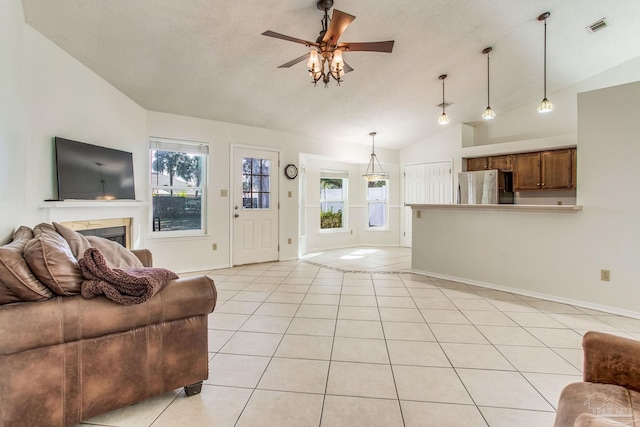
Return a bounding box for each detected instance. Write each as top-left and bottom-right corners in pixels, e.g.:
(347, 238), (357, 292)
(319, 171), (348, 232)
(149, 137), (208, 237)
(366, 179), (389, 230)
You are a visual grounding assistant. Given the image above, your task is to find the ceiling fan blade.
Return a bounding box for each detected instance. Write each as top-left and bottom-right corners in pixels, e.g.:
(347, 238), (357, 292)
(322, 9), (355, 44)
(277, 53), (310, 68)
(343, 61), (354, 74)
(338, 40), (395, 53)
(262, 30), (316, 47)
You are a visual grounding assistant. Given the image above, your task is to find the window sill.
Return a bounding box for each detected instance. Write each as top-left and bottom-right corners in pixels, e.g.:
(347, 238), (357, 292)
(319, 228), (348, 234)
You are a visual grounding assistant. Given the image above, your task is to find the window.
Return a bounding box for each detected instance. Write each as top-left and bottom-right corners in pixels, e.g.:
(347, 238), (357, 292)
(367, 180), (388, 229)
(320, 171), (348, 230)
(150, 138), (208, 234)
(242, 157), (270, 209)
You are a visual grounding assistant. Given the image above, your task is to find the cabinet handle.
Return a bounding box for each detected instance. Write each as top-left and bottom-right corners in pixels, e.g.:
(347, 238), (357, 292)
(541, 183), (545, 186)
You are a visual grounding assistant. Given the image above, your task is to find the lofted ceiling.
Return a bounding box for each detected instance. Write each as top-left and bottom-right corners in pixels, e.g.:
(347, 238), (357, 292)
(21, 0), (640, 150)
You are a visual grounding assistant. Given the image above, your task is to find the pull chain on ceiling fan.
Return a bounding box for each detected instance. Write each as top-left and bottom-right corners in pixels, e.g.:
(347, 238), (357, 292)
(261, 0), (395, 87)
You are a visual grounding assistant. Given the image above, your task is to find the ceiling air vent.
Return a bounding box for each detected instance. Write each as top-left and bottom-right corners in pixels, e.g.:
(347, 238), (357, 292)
(586, 18), (608, 33)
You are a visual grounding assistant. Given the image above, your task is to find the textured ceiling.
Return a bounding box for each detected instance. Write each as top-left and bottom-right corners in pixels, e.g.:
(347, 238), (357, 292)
(21, 0), (640, 150)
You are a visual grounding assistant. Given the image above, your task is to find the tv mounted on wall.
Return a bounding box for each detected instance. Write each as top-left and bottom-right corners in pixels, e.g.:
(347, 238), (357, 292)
(54, 137), (135, 200)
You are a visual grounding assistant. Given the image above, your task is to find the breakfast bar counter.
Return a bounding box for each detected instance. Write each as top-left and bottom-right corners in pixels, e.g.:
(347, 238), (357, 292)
(406, 203), (582, 213)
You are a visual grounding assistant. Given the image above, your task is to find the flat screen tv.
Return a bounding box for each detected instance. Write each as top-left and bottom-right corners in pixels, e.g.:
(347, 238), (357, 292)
(54, 137), (135, 200)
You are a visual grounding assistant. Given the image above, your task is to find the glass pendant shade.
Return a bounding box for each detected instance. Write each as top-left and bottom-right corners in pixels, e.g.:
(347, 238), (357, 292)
(438, 112), (450, 125)
(482, 106), (496, 120)
(307, 50), (320, 70)
(331, 49), (343, 71)
(537, 97), (554, 113)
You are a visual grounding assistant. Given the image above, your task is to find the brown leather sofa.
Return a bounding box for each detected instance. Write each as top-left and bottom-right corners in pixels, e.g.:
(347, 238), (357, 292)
(0, 225), (217, 426)
(554, 331), (640, 427)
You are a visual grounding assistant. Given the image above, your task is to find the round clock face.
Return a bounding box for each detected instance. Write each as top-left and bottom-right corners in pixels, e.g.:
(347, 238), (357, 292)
(285, 164), (298, 179)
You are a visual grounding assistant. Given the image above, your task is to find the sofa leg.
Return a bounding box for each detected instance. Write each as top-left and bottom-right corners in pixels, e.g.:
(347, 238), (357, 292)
(184, 382), (203, 397)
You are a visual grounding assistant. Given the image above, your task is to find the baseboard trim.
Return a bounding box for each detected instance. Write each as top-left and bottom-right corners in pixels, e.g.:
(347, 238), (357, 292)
(409, 268), (640, 320)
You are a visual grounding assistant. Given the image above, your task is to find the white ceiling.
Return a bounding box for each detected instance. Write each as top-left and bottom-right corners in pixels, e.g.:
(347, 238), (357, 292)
(21, 0), (640, 150)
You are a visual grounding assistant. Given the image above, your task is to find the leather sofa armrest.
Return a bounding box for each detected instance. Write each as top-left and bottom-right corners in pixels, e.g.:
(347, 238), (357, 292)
(131, 249), (153, 267)
(583, 330), (640, 393)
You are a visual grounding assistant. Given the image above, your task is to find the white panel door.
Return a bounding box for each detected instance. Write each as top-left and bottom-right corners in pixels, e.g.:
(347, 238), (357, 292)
(233, 147), (279, 265)
(403, 161), (452, 247)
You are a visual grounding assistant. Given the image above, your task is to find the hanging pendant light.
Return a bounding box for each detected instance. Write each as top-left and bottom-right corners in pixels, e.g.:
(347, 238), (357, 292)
(438, 74), (450, 125)
(537, 12), (554, 113)
(481, 47), (496, 120)
(362, 132), (389, 182)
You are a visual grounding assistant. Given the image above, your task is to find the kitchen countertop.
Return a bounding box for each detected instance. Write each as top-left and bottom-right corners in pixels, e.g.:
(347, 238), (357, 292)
(406, 204), (582, 214)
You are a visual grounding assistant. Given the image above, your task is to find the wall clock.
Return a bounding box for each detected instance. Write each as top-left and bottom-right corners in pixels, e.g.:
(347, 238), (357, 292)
(284, 164), (298, 179)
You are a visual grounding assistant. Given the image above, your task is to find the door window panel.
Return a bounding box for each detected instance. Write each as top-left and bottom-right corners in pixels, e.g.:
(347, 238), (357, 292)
(243, 157), (271, 209)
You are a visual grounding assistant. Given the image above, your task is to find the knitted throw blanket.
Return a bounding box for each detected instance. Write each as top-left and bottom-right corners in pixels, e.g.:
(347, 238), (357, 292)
(79, 248), (178, 305)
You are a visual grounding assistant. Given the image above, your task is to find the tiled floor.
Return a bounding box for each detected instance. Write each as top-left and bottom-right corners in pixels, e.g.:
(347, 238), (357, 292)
(77, 247), (640, 427)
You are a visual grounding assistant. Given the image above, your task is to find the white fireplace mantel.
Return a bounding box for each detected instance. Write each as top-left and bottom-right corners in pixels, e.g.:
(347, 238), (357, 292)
(38, 200), (148, 209)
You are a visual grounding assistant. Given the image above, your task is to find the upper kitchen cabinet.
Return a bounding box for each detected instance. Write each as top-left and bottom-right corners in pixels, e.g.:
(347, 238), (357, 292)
(466, 157), (489, 171)
(466, 155), (513, 171)
(513, 148), (576, 191)
(488, 155), (513, 171)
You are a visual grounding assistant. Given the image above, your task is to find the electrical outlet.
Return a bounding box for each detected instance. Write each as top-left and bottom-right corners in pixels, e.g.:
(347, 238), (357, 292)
(220, 189), (228, 197)
(416, 210), (422, 218)
(350, 230), (353, 235)
(288, 191), (292, 197)
(287, 238), (292, 244)
(212, 243), (217, 251)
(600, 269), (610, 281)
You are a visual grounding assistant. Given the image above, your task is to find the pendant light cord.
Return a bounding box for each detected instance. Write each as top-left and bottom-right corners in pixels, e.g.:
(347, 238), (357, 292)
(442, 78), (445, 114)
(543, 18), (547, 98)
(487, 52), (491, 105)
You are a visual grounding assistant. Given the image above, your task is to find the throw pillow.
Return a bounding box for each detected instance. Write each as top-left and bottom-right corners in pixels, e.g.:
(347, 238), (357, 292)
(0, 226), (53, 304)
(24, 223), (83, 296)
(53, 222), (143, 268)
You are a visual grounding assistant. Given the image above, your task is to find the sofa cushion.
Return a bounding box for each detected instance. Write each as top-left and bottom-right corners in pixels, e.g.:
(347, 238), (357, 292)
(53, 222), (143, 268)
(0, 227), (53, 304)
(23, 223), (83, 296)
(554, 382), (640, 427)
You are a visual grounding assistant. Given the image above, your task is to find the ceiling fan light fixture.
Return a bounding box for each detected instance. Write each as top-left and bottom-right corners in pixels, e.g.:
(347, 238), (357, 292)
(363, 132), (389, 182)
(437, 74), (450, 125)
(537, 12), (554, 113)
(481, 47), (496, 120)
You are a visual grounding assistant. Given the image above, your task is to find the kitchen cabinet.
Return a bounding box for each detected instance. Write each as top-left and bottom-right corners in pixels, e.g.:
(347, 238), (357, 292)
(466, 157), (489, 171)
(466, 155), (512, 171)
(488, 155), (512, 171)
(513, 149), (575, 191)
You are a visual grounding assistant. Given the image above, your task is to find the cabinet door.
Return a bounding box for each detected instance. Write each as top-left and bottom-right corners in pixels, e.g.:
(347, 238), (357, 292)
(513, 152), (541, 191)
(541, 149), (573, 190)
(466, 157), (489, 171)
(489, 155), (513, 171)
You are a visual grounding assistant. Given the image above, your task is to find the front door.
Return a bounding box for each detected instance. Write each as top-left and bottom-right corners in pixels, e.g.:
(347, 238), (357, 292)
(232, 147), (279, 265)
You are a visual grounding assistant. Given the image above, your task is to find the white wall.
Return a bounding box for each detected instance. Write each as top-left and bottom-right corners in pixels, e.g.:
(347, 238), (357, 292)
(0, 0), (27, 242)
(411, 80), (640, 317)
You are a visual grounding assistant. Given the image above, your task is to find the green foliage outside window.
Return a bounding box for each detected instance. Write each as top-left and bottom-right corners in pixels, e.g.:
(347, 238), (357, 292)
(321, 208), (342, 229)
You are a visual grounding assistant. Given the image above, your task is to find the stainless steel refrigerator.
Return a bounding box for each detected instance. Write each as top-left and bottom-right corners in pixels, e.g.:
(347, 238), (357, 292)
(458, 170), (514, 204)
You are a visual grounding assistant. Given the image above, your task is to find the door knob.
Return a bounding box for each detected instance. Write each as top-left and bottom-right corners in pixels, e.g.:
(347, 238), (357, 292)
(234, 213), (239, 218)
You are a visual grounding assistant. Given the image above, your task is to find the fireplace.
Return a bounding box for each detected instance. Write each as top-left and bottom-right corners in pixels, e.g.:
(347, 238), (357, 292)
(59, 218), (132, 248)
